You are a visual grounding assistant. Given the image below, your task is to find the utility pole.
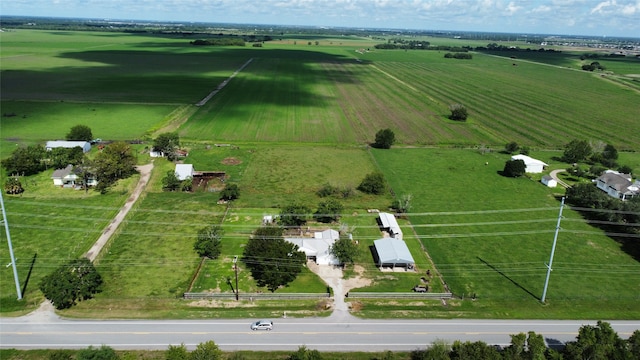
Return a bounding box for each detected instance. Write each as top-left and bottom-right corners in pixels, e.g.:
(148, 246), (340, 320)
(541, 197), (564, 303)
(1, 192), (22, 300)
(233, 255), (239, 301)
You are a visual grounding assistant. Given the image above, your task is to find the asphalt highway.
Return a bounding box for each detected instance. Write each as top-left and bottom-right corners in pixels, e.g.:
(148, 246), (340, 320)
(1, 316), (639, 352)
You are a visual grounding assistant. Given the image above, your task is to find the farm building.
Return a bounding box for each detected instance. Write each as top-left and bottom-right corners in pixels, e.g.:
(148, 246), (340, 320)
(510, 154), (548, 173)
(51, 165), (97, 187)
(46, 140), (91, 153)
(372, 238), (415, 270)
(175, 164), (194, 181)
(541, 175), (557, 188)
(285, 229), (340, 265)
(378, 212), (403, 240)
(595, 170), (640, 201)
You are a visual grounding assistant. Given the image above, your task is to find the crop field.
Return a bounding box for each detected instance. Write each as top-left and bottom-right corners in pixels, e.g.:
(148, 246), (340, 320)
(1, 30), (639, 319)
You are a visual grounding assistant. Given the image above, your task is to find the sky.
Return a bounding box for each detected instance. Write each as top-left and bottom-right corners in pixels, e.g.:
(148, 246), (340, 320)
(2, 0), (639, 37)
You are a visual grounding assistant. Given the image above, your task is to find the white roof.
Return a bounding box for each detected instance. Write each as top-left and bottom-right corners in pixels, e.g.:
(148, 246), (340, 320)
(175, 164), (194, 181)
(285, 229), (340, 265)
(46, 141), (91, 152)
(510, 154), (547, 167)
(379, 212), (402, 236)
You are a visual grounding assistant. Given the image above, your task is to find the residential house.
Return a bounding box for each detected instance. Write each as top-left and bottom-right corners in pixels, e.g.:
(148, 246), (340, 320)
(285, 229), (340, 265)
(510, 154), (548, 173)
(51, 165), (97, 187)
(595, 170), (640, 201)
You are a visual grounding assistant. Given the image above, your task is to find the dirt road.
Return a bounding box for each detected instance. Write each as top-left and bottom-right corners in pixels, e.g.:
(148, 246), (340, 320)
(84, 163), (154, 262)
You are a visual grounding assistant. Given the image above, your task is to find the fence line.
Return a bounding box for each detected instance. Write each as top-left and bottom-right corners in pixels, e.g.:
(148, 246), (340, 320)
(183, 292), (330, 300)
(346, 292), (453, 299)
(183, 292), (453, 300)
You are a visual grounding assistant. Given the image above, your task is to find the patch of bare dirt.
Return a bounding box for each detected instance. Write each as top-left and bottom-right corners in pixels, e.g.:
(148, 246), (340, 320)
(221, 157), (242, 165)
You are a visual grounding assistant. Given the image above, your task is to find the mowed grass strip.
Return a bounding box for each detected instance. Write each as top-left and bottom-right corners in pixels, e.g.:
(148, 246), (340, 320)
(370, 148), (640, 318)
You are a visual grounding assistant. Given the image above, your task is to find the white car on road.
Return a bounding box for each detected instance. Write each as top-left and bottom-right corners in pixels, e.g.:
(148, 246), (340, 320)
(250, 320), (273, 331)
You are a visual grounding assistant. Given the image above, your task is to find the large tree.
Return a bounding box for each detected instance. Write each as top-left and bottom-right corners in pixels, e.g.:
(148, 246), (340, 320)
(314, 199), (343, 223)
(190, 340), (222, 360)
(372, 128), (396, 149)
(93, 141), (137, 193)
(66, 124), (93, 142)
(330, 235), (358, 265)
(1, 144), (47, 176)
(562, 321), (632, 360)
(357, 172), (386, 195)
(449, 103), (468, 121)
(39, 258), (103, 310)
(162, 170), (181, 191)
(562, 139), (592, 163)
(153, 132), (180, 160)
(502, 159), (526, 177)
(280, 203), (311, 228)
(194, 225), (224, 259)
(242, 226), (306, 292)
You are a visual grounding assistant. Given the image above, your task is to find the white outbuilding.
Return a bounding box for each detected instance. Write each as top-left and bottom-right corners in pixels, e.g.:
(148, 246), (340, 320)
(541, 175), (557, 188)
(46, 140), (92, 153)
(175, 164), (194, 181)
(510, 154), (548, 174)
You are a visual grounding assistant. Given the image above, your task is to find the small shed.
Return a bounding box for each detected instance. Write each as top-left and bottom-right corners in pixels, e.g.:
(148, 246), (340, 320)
(510, 155), (548, 173)
(46, 140), (91, 153)
(541, 175), (557, 188)
(372, 238), (415, 269)
(175, 164), (194, 181)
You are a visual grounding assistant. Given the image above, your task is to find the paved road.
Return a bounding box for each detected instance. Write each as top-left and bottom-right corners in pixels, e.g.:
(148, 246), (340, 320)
(1, 315), (638, 351)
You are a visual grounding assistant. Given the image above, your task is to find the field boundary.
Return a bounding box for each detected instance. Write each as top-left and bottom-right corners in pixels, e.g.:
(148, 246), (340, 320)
(196, 58), (254, 106)
(183, 292), (330, 300)
(347, 292), (453, 299)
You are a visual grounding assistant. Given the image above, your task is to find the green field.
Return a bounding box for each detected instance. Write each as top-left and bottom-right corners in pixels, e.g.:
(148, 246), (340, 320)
(1, 29), (639, 319)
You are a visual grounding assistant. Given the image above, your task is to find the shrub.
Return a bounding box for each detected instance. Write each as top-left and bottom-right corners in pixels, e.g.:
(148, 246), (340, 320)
(449, 103), (468, 121)
(357, 172), (386, 195)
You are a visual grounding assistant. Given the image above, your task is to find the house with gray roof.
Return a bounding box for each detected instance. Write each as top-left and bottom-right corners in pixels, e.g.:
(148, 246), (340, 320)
(596, 170), (640, 201)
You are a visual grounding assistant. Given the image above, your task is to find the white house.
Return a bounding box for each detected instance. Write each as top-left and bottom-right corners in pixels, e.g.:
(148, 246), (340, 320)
(541, 175), (557, 188)
(596, 170), (640, 201)
(378, 212), (403, 240)
(510, 154), (548, 173)
(285, 229), (340, 265)
(175, 164), (194, 181)
(51, 165), (97, 187)
(46, 140), (91, 153)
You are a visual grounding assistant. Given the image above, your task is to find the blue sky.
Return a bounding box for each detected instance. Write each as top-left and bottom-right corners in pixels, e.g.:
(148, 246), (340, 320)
(2, 0), (639, 37)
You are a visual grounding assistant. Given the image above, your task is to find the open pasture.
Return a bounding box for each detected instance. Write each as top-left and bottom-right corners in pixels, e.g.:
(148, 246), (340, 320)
(0, 185), (135, 312)
(369, 148), (640, 318)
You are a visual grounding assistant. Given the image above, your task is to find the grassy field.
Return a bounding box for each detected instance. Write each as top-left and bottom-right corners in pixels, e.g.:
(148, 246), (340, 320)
(1, 30), (639, 319)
